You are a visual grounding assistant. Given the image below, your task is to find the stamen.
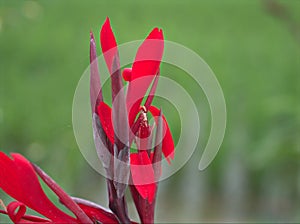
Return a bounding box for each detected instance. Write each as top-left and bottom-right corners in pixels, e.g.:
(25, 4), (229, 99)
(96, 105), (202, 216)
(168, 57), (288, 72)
(140, 107), (148, 124)
(140, 106), (147, 113)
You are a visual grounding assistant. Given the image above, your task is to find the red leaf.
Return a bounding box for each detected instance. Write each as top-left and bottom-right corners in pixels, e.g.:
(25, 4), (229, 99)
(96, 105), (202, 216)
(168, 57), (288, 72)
(126, 28), (164, 127)
(148, 106), (175, 163)
(100, 17), (118, 75)
(130, 152), (156, 203)
(0, 153), (76, 223)
(96, 102), (114, 144)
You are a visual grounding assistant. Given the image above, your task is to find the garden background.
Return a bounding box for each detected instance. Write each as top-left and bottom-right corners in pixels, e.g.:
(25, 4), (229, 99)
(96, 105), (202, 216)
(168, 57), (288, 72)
(0, 0), (299, 222)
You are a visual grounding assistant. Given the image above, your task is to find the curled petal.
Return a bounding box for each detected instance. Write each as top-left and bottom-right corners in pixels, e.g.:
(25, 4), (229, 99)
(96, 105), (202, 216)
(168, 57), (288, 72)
(148, 106), (175, 163)
(0, 202), (50, 223)
(130, 152), (156, 203)
(131, 28), (164, 80)
(0, 153), (76, 223)
(7, 201), (26, 223)
(96, 102), (114, 144)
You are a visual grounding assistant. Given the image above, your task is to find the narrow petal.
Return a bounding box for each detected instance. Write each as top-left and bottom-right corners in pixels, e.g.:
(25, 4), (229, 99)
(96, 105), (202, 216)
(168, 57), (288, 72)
(0, 153), (76, 223)
(90, 31), (103, 113)
(130, 152), (156, 203)
(148, 106), (175, 163)
(143, 69), (160, 112)
(96, 102), (114, 144)
(100, 17), (118, 75)
(126, 28), (164, 127)
(152, 108), (163, 180)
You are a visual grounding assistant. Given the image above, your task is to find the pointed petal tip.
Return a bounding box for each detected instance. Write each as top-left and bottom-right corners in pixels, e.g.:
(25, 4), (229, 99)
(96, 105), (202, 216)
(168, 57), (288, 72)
(100, 17), (118, 75)
(148, 27), (164, 40)
(105, 16), (110, 23)
(102, 17), (112, 31)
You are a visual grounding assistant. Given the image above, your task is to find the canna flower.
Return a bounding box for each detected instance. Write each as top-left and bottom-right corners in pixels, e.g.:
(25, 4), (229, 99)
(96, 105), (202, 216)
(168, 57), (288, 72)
(0, 152), (128, 224)
(0, 17), (175, 224)
(91, 18), (175, 223)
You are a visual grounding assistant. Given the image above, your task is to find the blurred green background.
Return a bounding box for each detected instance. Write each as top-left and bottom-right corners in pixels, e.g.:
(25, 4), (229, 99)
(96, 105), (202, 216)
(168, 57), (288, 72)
(0, 0), (299, 222)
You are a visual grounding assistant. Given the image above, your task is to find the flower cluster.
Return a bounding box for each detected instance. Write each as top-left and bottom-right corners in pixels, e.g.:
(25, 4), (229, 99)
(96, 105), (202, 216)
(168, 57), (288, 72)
(90, 17), (174, 223)
(0, 17), (174, 224)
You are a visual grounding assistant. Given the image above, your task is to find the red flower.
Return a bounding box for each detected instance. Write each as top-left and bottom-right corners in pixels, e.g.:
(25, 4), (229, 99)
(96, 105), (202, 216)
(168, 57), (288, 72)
(91, 17), (175, 223)
(0, 17), (175, 224)
(92, 17), (174, 201)
(0, 152), (124, 223)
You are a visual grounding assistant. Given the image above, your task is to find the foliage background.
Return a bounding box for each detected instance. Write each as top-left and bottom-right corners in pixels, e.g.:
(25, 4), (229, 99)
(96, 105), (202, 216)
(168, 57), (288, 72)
(0, 0), (299, 222)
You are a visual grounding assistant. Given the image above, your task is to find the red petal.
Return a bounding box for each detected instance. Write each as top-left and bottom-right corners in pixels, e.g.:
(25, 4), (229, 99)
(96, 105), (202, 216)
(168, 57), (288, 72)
(100, 17), (118, 75)
(126, 28), (164, 127)
(7, 201), (26, 223)
(0, 153), (76, 223)
(148, 106), (175, 163)
(131, 28), (164, 80)
(96, 102), (114, 144)
(0, 203), (50, 223)
(130, 152), (156, 203)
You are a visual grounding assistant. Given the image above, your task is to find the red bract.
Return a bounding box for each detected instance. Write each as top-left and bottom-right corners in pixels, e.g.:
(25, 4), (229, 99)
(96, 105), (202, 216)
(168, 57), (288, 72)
(0, 152), (126, 224)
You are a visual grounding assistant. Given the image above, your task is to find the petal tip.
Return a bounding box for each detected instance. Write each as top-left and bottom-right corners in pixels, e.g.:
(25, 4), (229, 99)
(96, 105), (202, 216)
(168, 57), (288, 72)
(90, 31), (95, 41)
